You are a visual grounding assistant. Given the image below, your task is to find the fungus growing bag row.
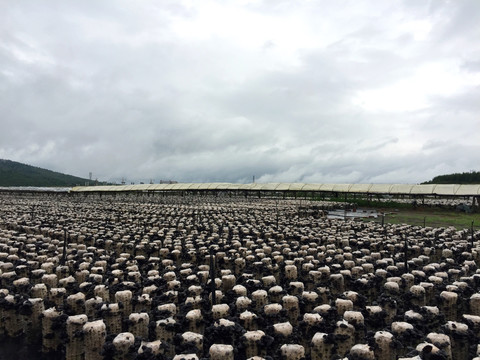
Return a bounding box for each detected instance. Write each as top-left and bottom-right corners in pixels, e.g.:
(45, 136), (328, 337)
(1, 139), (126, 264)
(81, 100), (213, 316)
(0, 193), (479, 359)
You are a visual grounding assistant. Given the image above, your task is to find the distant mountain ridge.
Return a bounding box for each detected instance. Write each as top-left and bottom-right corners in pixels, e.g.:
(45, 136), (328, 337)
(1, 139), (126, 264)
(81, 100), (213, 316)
(422, 171), (480, 184)
(0, 159), (101, 187)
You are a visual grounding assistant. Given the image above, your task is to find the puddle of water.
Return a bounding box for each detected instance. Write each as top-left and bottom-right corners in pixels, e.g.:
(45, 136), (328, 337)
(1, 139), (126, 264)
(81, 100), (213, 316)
(327, 208), (378, 219)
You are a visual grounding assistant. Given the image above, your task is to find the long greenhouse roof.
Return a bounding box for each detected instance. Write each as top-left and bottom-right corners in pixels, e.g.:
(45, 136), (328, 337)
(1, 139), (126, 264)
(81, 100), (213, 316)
(70, 183), (480, 196)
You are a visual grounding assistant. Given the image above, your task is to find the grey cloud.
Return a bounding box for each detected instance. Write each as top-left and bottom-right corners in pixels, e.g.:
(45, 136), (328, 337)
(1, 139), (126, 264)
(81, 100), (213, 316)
(462, 61), (480, 72)
(1, 0), (479, 184)
(260, 142), (480, 184)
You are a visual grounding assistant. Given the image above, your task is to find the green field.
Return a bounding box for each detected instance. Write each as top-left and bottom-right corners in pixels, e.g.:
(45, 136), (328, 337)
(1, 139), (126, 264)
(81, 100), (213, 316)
(317, 194), (478, 230)
(370, 207), (479, 230)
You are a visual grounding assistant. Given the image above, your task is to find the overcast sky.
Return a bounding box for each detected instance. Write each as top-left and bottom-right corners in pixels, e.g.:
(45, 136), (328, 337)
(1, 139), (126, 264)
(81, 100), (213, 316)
(1, 0), (479, 184)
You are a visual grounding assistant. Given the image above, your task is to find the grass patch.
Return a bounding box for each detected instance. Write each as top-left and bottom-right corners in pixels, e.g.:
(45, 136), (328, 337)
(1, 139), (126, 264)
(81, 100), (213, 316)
(309, 193), (479, 230)
(313, 195), (415, 209)
(350, 199), (413, 209)
(371, 208), (479, 230)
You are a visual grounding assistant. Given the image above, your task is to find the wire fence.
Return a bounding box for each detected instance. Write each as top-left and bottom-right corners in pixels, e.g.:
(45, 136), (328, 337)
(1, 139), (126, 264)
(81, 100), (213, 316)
(363, 212), (480, 232)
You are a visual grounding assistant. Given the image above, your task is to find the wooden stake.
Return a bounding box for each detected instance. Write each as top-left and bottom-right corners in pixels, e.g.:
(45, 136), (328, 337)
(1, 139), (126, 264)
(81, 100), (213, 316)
(472, 221), (475, 249)
(210, 246), (216, 305)
(404, 234), (408, 274)
(62, 228), (68, 265)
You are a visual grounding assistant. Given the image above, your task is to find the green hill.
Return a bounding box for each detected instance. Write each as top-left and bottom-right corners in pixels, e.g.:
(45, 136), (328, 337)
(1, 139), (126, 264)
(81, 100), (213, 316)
(422, 171), (480, 185)
(0, 159), (101, 187)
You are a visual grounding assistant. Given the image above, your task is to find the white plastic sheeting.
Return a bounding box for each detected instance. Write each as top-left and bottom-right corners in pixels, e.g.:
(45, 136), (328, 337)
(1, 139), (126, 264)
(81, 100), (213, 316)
(70, 183), (480, 196)
(0, 186), (71, 192)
